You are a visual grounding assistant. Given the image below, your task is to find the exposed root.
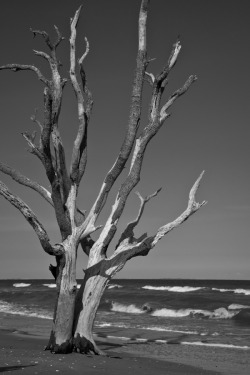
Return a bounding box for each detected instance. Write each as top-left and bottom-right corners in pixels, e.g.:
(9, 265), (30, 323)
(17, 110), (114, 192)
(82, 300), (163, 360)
(72, 334), (106, 355)
(45, 331), (73, 354)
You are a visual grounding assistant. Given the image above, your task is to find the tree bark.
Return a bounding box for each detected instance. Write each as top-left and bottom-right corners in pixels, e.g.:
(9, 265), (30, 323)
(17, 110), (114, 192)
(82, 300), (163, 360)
(46, 238), (78, 353)
(73, 270), (109, 355)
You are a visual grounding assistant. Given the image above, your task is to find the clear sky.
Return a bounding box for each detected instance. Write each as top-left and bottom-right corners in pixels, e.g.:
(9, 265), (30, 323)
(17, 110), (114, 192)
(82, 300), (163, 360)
(0, 0), (249, 280)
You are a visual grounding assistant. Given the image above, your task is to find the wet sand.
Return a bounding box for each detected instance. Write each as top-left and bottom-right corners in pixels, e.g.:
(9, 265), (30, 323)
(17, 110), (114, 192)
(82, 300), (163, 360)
(0, 312), (249, 374)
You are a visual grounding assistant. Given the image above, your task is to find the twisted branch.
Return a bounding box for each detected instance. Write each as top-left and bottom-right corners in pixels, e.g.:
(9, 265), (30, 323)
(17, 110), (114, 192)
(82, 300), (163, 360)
(117, 188), (161, 247)
(112, 172), (206, 264)
(0, 64), (48, 85)
(0, 162), (52, 206)
(0, 180), (64, 256)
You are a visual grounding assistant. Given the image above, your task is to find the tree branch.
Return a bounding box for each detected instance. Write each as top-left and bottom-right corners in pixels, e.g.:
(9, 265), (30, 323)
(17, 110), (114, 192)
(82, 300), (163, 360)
(0, 180), (64, 256)
(69, 8), (91, 186)
(0, 162), (53, 206)
(160, 75), (197, 123)
(116, 188), (161, 247)
(30, 108), (43, 132)
(33, 49), (52, 63)
(0, 64), (49, 85)
(53, 25), (65, 49)
(21, 131), (44, 162)
(155, 37), (181, 86)
(145, 71), (155, 85)
(111, 172), (206, 266)
(151, 171), (207, 246)
(30, 28), (54, 50)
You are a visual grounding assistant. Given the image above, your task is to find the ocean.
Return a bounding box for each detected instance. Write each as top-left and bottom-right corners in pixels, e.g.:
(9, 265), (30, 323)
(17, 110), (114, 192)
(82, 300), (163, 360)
(0, 279), (250, 351)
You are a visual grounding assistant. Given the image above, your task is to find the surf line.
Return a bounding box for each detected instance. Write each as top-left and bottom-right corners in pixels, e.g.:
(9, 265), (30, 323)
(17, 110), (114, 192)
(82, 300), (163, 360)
(94, 334), (250, 349)
(94, 333), (167, 343)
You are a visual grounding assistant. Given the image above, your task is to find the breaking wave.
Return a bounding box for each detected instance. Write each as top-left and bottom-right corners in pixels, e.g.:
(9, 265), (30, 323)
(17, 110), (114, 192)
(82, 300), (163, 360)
(212, 288), (250, 295)
(13, 283), (31, 288)
(110, 303), (239, 319)
(142, 285), (204, 292)
(152, 307), (237, 319)
(0, 300), (52, 320)
(228, 304), (250, 310)
(43, 284), (56, 288)
(108, 284), (123, 289)
(234, 288), (250, 296)
(111, 302), (145, 314)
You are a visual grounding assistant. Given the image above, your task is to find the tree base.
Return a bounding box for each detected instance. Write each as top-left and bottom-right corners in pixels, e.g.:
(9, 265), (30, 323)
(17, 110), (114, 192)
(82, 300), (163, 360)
(45, 331), (73, 354)
(72, 334), (106, 355)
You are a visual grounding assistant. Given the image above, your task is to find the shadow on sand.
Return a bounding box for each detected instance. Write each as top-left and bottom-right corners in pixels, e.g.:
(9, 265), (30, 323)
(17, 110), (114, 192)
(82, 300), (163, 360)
(0, 364), (37, 372)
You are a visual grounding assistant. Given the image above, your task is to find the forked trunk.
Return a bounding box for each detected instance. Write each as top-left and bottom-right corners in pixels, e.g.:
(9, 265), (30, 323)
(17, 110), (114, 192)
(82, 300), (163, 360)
(46, 240), (78, 353)
(73, 272), (109, 354)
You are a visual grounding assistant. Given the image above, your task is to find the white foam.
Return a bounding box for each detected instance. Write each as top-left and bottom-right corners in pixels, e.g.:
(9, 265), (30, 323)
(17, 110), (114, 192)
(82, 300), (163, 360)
(212, 307), (236, 319)
(212, 288), (232, 293)
(0, 300), (52, 320)
(234, 288), (250, 296)
(108, 284), (123, 289)
(142, 285), (204, 292)
(228, 304), (250, 310)
(107, 335), (130, 341)
(141, 326), (198, 335)
(212, 288), (250, 295)
(151, 307), (236, 319)
(152, 308), (194, 318)
(181, 341), (250, 350)
(43, 284), (56, 288)
(95, 322), (129, 329)
(111, 302), (144, 314)
(13, 283), (31, 288)
(155, 339), (167, 343)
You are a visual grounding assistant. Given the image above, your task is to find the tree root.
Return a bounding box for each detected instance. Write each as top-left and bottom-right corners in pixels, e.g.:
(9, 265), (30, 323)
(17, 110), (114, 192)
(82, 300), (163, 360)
(72, 334), (106, 355)
(44, 332), (106, 355)
(45, 331), (73, 354)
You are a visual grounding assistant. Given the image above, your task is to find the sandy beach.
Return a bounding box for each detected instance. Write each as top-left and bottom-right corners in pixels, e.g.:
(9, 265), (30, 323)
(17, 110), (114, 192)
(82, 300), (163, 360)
(0, 313), (249, 374)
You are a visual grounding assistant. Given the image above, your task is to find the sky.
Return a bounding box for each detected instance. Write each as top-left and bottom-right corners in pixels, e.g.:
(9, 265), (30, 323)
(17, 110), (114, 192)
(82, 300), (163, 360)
(0, 0), (249, 280)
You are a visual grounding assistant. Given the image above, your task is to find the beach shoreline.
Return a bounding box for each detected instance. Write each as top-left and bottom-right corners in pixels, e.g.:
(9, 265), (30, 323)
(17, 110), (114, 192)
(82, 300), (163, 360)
(1, 312), (250, 374)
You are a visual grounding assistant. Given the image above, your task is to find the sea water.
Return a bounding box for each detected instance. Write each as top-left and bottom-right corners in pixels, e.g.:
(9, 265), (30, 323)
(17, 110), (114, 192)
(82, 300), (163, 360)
(0, 279), (250, 350)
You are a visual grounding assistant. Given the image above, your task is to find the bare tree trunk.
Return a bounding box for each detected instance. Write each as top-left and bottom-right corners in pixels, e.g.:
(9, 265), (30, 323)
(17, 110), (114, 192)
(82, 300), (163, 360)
(46, 238), (78, 353)
(73, 271), (109, 354)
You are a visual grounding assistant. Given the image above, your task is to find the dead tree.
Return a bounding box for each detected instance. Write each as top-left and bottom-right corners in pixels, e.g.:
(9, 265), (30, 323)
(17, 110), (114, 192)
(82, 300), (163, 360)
(0, 0), (206, 354)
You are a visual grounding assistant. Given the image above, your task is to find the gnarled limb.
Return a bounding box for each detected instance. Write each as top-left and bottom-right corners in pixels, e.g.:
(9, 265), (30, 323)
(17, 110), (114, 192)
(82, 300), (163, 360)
(0, 180), (64, 256)
(69, 6), (91, 186)
(30, 25), (65, 52)
(151, 171), (207, 246)
(30, 24), (70, 207)
(110, 172), (206, 268)
(156, 37), (181, 86)
(116, 188), (161, 247)
(0, 64), (49, 85)
(160, 75), (197, 123)
(0, 162), (52, 206)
